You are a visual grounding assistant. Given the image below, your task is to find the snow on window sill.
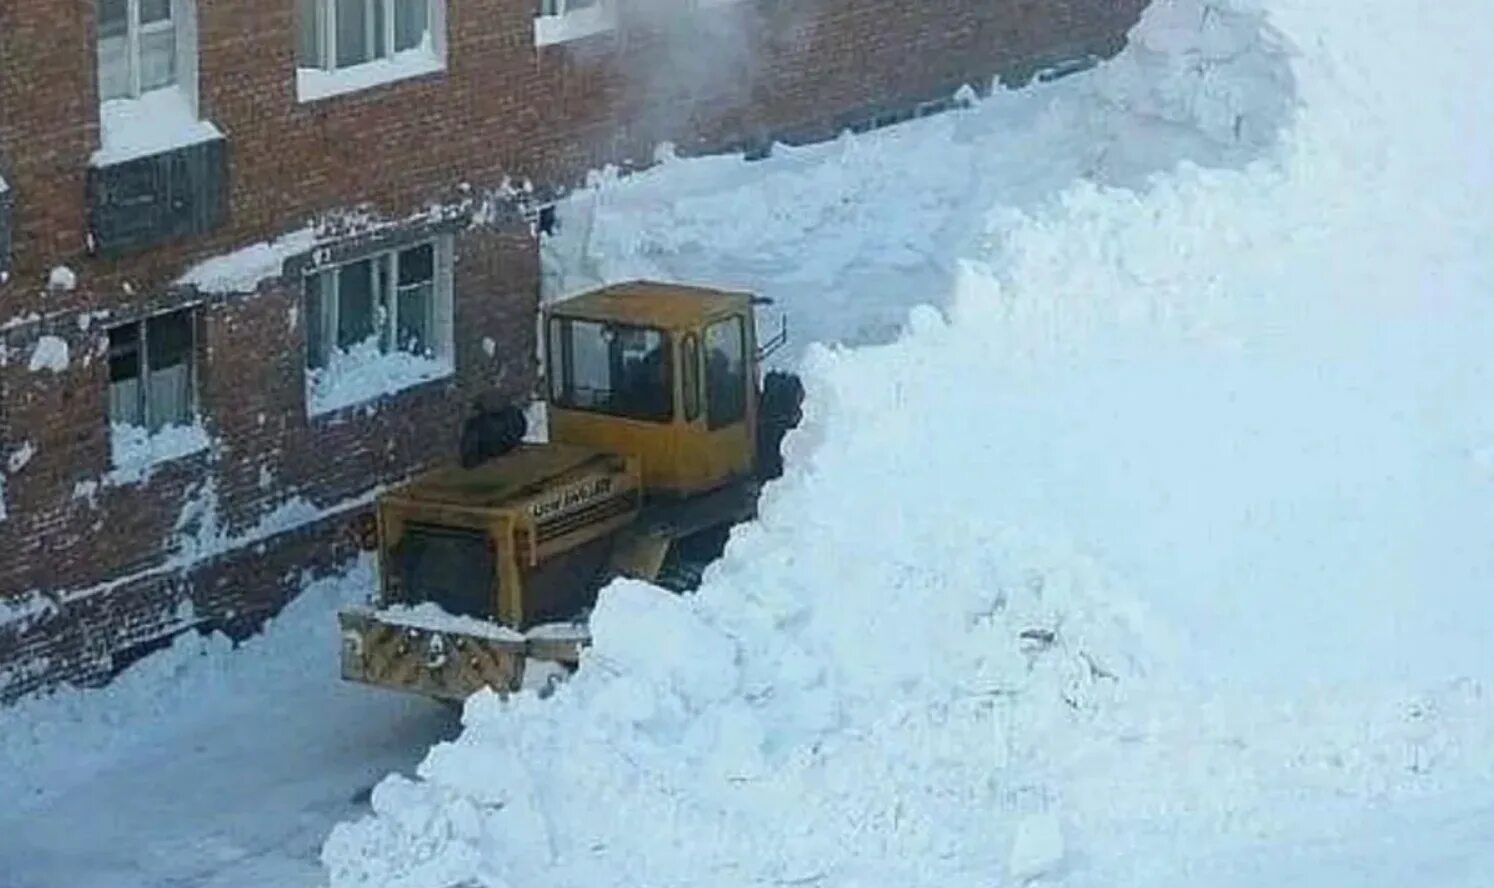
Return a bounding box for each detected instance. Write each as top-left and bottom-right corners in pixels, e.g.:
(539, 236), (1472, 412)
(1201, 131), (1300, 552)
(92, 87), (224, 168)
(535, 6), (617, 47)
(296, 47), (445, 103)
(106, 421), (211, 486)
(307, 339), (453, 417)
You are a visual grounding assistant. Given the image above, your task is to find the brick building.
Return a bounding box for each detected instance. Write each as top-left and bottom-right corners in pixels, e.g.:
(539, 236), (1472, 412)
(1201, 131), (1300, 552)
(0, 0), (1146, 701)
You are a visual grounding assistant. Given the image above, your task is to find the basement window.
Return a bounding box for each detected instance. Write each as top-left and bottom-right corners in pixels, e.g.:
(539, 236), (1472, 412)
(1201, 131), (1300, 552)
(534, 0), (616, 47)
(106, 307), (210, 477)
(296, 0), (447, 101)
(303, 238), (455, 415)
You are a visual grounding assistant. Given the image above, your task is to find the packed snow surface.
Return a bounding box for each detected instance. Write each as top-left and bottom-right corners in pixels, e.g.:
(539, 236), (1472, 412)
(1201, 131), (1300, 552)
(0, 559), (456, 888)
(325, 1), (1494, 886)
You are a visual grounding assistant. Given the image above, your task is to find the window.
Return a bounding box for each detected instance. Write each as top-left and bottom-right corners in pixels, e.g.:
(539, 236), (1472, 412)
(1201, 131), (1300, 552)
(297, 0), (444, 99)
(705, 316), (747, 429)
(93, 0), (220, 169)
(548, 317), (673, 423)
(98, 0), (178, 101)
(534, 0), (615, 46)
(681, 333), (701, 422)
(108, 308), (196, 432)
(303, 239), (454, 415)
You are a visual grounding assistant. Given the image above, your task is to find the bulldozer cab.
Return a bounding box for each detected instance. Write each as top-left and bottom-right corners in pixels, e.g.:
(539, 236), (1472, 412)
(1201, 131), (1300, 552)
(544, 282), (760, 498)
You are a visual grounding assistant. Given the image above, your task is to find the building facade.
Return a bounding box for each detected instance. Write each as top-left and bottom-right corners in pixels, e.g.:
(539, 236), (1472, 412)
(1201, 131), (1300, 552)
(0, 0), (1146, 701)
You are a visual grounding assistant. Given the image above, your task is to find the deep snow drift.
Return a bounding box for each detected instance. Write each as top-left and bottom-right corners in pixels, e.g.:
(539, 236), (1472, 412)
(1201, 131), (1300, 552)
(323, 0), (1494, 886)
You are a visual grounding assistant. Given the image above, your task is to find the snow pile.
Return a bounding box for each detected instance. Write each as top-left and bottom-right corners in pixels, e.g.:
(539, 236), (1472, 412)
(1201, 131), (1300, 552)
(177, 226), (317, 294)
(27, 336), (69, 373)
(325, 1), (1494, 884)
(374, 603), (525, 644)
(105, 420), (212, 485)
(307, 338), (452, 416)
(47, 266), (77, 291)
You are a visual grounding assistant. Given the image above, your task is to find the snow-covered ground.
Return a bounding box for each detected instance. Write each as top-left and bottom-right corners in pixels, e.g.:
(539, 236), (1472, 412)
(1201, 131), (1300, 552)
(0, 560), (458, 888)
(5, 0), (1494, 885)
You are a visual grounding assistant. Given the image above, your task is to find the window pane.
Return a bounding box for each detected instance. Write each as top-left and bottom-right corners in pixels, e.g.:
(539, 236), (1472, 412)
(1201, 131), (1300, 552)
(146, 310), (192, 370)
(99, 0), (129, 37)
(98, 34), (132, 101)
(394, 0), (428, 52)
(372, 0), (388, 58)
(705, 316), (747, 429)
(97, 0), (131, 102)
(681, 334), (701, 422)
(296, 0), (323, 67)
(337, 258), (376, 349)
(554, 320), (672, 423)
(140, 0), (172, 25)
(396, 282), (433, 355)
(304, 272), (326, 369)
(397, 243), (433, 286)
(335, 0), (371, 67)
(548, 318), (565, 401)
(567, 320), (610, 407)
(108, 323), (143, 426)
(139, 27), (177, 92)
(148, 363), (192, 430)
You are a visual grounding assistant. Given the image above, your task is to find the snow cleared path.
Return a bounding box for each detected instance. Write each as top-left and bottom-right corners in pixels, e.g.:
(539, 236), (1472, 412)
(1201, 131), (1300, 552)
(0, 562), (458, 888)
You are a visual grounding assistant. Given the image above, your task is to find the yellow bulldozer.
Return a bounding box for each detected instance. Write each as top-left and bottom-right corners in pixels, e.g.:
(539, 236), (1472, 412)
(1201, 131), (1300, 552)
(337, 281), (802, 702)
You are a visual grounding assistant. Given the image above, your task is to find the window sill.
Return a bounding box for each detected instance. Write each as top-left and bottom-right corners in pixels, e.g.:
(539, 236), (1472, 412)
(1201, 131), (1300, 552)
(105, 421), (211, 486)
(93, 87), (224, 168)
(535, 7), (617, 47)
(307, 348), (454, 417)
(296, 49), (446, 103)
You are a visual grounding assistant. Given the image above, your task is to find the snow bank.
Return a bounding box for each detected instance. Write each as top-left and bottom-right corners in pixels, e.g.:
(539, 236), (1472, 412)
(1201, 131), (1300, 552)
(326, 1), (1494, 884)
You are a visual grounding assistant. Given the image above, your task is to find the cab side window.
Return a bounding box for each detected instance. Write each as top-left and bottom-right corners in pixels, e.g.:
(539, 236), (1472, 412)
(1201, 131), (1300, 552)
(704, 316), (747, 429)
(681, 333), (702, 422)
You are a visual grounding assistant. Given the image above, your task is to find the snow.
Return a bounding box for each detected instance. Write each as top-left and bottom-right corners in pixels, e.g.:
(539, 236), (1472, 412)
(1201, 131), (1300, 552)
(306, 338), (453, 416)
(1009, 813), (1066, 883)
(296, 45), (444, 103)
(105, 421), (212, 486)
(47, 265), (77, 291)
(7, 441), (36, 473)
(0, 558), (457, 888)
(534, 4), (616, 47)
(91, 86), (224, 167)
(176, 226), (316, 294)
(373, 603), (525, 644)
(27, 335), (69, 373)
(325, 1), (1494, 886)
(6, 0), (1494, 886)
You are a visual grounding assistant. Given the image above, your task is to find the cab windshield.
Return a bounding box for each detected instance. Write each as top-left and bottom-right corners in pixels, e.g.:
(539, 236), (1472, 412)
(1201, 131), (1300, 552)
(548, 316), (674, 423)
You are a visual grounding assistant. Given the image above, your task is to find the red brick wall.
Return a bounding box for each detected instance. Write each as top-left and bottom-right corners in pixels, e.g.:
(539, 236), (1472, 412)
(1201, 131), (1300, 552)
(0, 0), (1147, 700)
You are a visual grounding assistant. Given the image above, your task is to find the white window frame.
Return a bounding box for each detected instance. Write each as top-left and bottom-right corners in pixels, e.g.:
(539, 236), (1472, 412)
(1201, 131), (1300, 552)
(302, 237), (455, 415)
(534, 0), (616, 47)
(297, 0), (446, 101)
